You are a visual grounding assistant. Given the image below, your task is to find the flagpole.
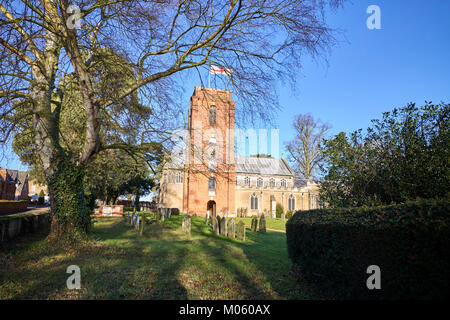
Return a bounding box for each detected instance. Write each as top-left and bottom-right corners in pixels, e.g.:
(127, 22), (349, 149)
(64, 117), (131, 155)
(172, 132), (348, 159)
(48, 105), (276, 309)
(208, 66), (210, 88)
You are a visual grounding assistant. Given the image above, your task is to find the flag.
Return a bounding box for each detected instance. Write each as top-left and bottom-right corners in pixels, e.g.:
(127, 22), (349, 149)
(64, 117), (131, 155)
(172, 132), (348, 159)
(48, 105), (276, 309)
(209, 65), (233, 76)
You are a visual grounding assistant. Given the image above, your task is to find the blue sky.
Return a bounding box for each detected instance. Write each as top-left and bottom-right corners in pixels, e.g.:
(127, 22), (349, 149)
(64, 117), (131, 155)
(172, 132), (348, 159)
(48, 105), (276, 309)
(1, 0), (449, 172)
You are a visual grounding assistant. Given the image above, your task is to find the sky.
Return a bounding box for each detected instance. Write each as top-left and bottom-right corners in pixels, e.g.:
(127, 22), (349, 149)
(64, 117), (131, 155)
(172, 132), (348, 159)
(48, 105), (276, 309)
(1, 0), (449, 174)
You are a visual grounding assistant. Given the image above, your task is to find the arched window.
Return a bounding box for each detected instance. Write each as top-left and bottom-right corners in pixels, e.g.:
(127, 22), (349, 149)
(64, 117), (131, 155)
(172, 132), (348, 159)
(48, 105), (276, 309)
(209, 105), (217, 125)
(288, 194), (295, 211)
(257, 177), (263, 187)
(176, 171), (183, 183)
(250, 193), (258, 210)
(269, 178), (275, 188)
(244, 176), (250, 186)
(208, 177), (216, 191)
(281, 179), (286, 187)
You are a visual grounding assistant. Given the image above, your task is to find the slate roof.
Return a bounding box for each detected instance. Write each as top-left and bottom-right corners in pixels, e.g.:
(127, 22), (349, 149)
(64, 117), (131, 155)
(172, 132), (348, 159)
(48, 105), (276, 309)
(166, 150), (186, 169)
(235, 156), (293, 176)
(294, 178), (307, 188)
(166, 152), (295, 177)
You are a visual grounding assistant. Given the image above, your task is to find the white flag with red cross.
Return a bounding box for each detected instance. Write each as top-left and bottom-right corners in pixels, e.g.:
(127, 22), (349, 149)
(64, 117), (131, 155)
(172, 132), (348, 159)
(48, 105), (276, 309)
(209, 65), (233, 76)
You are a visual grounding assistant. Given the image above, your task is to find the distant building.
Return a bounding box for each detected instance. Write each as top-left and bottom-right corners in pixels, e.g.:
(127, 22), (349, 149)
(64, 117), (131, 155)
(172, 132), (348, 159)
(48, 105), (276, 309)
(0, 168), (17, 200)
(28, 178), (48, 198)
(6, 170), (29, 200)
(158, 87), (320, 218)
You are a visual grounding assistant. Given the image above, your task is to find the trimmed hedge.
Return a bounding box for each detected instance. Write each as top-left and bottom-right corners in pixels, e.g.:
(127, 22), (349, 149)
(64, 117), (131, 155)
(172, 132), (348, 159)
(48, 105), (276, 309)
(286, 198), (450, 299)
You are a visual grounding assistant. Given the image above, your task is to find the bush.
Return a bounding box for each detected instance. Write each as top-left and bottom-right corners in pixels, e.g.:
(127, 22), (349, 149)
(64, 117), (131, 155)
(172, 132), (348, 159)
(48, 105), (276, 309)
(286, 198), (450, 299)
(285, 210), (293, 219)
(38, 190), (45, 205)
(276, 203), (283, 218)
(171, 208), (180, 215)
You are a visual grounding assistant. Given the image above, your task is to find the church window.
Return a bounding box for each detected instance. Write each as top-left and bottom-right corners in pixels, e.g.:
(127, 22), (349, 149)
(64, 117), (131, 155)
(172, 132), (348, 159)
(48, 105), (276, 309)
(208, 177), (216, 191)
(288, 194), (295, 211)
(281, 179), (286, 187)
(209, 105), (217, 125)
(269, 178), (275, 188)
(244, 176), (250, 186)
(175, 171), (183, 183)
(257, 177), (263, 187)
(250, 193), (258, 210)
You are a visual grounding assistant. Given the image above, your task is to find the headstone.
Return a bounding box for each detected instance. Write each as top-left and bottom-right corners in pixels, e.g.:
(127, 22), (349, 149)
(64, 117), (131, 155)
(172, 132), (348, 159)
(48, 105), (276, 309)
(140, 215), (146, 236)
(135, 215), (140, 230)
(227, 219), (235, 239)
(251, 216), (258, 232)
(259, 215), (266, 233)
(281, 212), (285, 221)
(217, 216), (221, 234)
(236, 221), (245, 241)
(182, 215), (191, 235)
(205, 211), (209, 224)
(212, 216), (219, 235)
(220, 217), (227, 236)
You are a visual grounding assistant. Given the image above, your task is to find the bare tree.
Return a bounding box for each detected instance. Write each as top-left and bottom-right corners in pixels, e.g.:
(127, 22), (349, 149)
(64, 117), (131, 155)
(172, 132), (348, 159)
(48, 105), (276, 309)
(285, 113), (331, 180)
(0, 0), (343, 237)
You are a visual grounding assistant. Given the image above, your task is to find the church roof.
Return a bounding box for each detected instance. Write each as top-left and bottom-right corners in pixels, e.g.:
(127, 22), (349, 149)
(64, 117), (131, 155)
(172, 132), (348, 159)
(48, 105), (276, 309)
(165, 153), (294, 177)
(235, 156), (293, 176)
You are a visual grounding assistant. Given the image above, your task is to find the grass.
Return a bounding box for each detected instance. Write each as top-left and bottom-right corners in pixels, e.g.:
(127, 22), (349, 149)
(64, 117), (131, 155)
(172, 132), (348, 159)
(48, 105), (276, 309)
(234, 217), (287, 231)
(0, 215), (320, 299)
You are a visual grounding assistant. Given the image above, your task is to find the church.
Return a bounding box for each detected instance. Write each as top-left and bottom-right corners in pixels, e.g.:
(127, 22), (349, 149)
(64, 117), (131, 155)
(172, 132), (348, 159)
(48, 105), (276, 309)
(158, 86), (320, 218)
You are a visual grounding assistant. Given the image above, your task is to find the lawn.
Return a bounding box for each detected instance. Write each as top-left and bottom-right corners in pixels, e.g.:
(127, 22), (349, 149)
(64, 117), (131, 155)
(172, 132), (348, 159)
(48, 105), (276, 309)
(0, 215), (319, 299)
(234, 217), (287, 231)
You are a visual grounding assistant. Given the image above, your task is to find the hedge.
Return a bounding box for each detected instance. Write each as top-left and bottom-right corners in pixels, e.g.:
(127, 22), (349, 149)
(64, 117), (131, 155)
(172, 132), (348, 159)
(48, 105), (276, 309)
(286, 198), (450, 299)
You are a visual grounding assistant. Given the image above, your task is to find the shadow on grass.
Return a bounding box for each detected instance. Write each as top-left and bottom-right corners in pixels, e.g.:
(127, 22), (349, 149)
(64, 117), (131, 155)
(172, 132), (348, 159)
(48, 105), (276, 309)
(0, 215), (319, 299)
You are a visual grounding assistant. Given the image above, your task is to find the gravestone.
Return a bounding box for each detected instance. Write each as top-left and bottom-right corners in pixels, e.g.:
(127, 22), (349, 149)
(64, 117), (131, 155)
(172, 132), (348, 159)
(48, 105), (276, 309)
(182, 215), (191, 235)
(220, 217), (227, 236)
(251, 216), (258, 232)
(205, 211), (209, 224)
(212, 216), (219, 235)
(217, 216), (222, 234)
(140, 215), (146, 236)
(135, 215), (140, 230)
(236, 221), (245, 241)
(281, 212), (285, 221)
(227, 219), (235, 239)
(259, 215), (266, 233)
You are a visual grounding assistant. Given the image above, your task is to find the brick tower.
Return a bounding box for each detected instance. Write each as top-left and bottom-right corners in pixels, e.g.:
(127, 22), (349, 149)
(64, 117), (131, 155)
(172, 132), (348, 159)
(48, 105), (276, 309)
(183, 86), (236, 217)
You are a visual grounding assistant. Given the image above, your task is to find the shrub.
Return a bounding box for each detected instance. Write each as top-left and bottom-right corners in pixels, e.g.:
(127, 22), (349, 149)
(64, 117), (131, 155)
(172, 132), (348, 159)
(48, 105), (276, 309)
(276, 203), (283, 218)
(285, 210), (293, 219)
(38, 190), (45, 205)
(286, 198), (450, 299)
(171, 208), (180, 215)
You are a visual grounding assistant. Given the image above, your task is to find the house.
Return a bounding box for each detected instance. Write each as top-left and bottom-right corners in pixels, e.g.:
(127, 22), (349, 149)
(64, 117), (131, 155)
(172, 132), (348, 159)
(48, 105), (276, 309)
(0, 168), (17, 200)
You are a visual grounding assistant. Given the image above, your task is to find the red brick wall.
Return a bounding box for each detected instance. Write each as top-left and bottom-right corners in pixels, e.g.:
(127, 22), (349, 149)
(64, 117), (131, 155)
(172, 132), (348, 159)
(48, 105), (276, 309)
(183, 87), (236, 216)
(0, 200), (28, 215)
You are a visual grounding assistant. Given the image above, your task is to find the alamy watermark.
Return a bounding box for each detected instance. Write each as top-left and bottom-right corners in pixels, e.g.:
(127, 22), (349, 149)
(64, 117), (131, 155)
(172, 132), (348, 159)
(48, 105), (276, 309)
(366, 5), (381, 30)
(66, 265), (81, 290)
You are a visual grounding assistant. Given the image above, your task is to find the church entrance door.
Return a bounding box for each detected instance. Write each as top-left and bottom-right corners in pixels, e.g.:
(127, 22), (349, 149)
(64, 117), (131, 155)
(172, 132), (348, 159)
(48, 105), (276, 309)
(207, 200), (216, 219)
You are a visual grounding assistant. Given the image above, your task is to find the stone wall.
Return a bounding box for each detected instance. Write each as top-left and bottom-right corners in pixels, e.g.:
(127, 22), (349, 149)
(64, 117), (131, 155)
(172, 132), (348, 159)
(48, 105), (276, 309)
(0, 211), (50, 242)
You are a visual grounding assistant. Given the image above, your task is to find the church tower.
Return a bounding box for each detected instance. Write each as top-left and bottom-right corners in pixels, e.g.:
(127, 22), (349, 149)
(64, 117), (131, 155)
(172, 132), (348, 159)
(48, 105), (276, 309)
(183, 87), (236, 217)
